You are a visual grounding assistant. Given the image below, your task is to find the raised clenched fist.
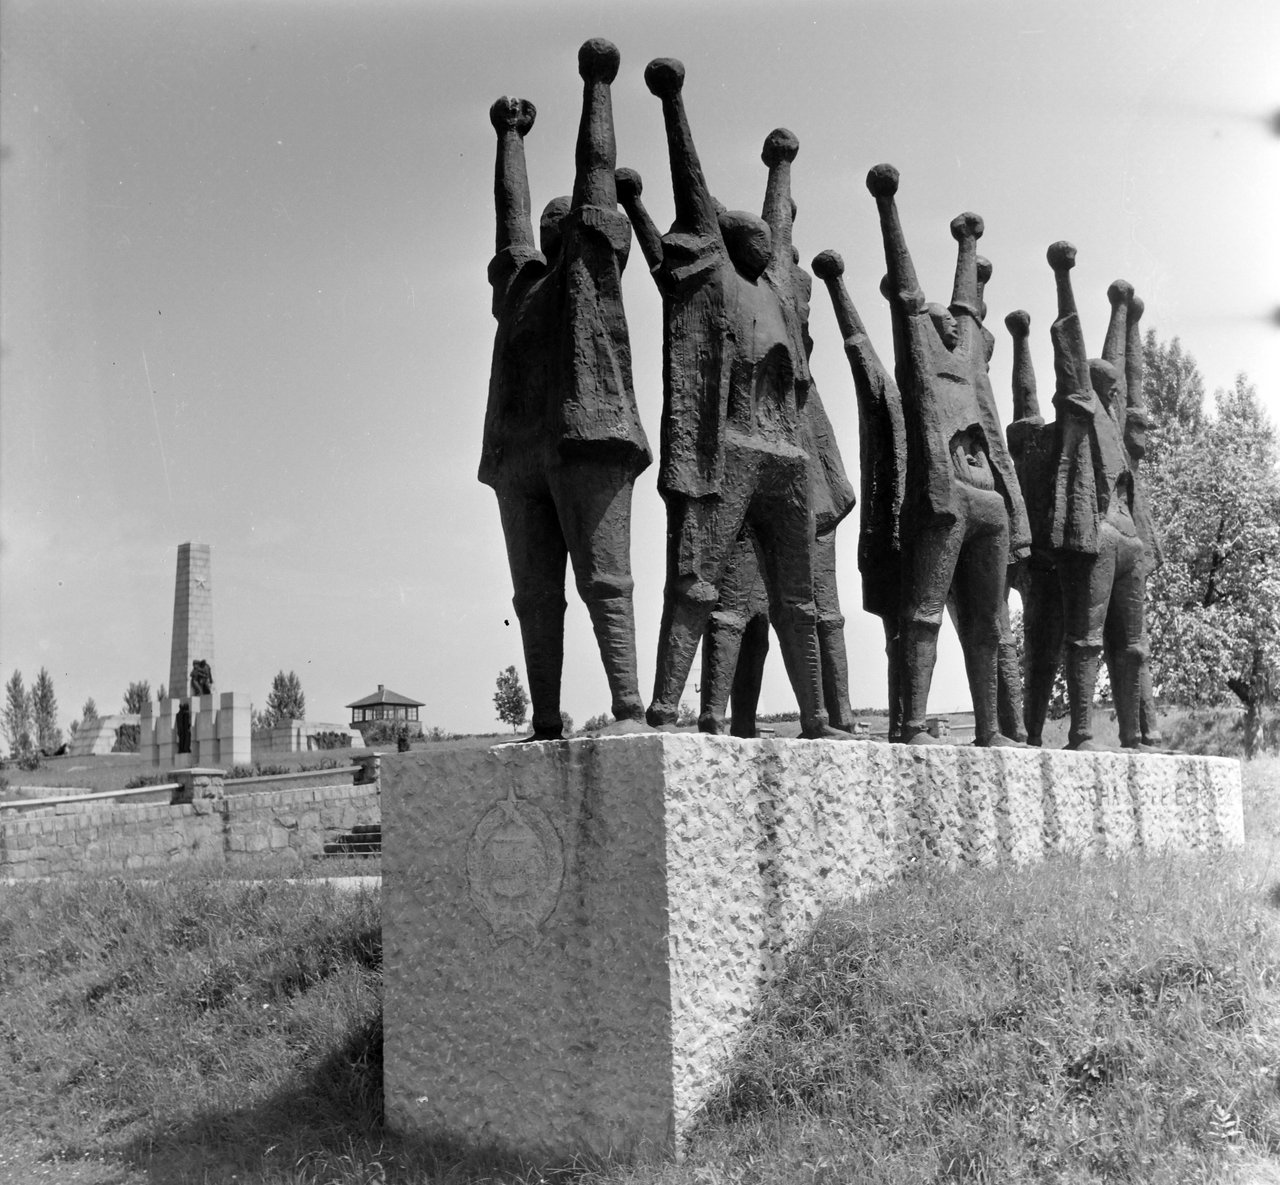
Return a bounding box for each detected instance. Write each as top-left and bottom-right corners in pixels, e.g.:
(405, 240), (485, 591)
(950, 211), (984, 242)
(1047, 240), (1077, 272)
(614, 167), (643, 206)
(865, 163), (900, 198)
(1004, 309), (1031, 337)
(811, 249), (845, 281)
(490, 96), (536, 137)
(644, 58), (685, 99)
(761, 128), (799, 168)
(1107, 279), (1135, 307)
(578, 38), (620, 85)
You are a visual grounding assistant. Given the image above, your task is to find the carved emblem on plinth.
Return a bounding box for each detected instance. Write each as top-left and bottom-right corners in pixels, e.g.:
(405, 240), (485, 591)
(466, 787), (564, 944)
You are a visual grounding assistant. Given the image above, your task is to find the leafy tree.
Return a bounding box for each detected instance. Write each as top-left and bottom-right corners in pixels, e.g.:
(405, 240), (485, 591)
(560, 710), (574, 735)
(81, 696), (99, 723)
(1142, 330), (1206, 465)
(261, 671), (306, 728)
(3, 670), (32, 756)
(493, 666), (529, 732)
(31, 667), (61, 753)
(581, 711), (612, 733)
(156, 683), (168, 702)
(122, 681), (151, 714)
(1144, 365), (1280, 757)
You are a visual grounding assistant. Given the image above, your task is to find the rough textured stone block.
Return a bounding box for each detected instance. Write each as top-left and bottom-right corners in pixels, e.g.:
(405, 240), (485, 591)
(382, 735), (1241, 1160)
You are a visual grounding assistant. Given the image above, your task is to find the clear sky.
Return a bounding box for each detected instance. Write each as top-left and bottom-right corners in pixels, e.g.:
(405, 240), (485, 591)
(2, 0), (1277, 737)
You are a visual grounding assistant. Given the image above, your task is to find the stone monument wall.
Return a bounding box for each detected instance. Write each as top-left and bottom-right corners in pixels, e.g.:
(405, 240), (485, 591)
(381, 735), (1243, 1160)
(0, 778), (379, 880)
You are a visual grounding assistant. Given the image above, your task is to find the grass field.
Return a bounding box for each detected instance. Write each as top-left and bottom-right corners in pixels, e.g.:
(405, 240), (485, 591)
(2, 756), (1277, 1184)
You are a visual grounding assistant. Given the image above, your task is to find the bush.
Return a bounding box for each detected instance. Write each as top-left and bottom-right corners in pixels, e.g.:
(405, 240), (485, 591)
(581, 711), (612, 733)
(123, 773), (170, 790)
(361, 720), (420, 746)
(1164, 706), (1280, 758)
(309, 731), (349, 750)
(227, 763), (291, 779)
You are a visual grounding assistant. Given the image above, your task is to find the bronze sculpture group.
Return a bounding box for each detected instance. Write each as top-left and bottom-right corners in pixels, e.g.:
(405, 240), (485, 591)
(481, 40), (1163, 752)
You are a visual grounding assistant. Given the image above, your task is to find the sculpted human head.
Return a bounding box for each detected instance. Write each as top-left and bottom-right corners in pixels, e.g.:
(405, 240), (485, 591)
(540, 196), (571, 258)
(718, 209), (772, 280)
(927, 302), (959, 350)
(1089, 358), (1121, 406)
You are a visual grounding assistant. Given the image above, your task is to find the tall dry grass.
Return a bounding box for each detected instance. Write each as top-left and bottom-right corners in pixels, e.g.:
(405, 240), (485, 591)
(2, 760), (1277, 1183)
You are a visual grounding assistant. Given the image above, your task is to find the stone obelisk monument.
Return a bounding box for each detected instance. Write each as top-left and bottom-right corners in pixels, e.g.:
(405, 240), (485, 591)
(141, 542), (249, 769)
(169, 542), (214, 695)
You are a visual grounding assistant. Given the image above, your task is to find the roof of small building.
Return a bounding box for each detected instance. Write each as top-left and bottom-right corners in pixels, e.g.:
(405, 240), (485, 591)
(346, 684), (424, 709)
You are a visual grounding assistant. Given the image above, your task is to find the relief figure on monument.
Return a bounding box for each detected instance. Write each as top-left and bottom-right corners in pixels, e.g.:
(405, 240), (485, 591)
(623, 58), (851, 739)
(865, 165), (1031, 746)
(190, 659), (213, 696)
(480, 38), (652, 741)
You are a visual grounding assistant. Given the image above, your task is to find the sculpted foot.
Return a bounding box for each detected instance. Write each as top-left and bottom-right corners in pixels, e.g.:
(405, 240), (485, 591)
(594, 715), (657, 736)
(801, 724), (860, 741)
(1066, 738), (1100, 752)
(645, 703), (682, 732)
(977, 732), (1029, 748)
(498, 727), (563, 745)
(903, 728), (946, 746)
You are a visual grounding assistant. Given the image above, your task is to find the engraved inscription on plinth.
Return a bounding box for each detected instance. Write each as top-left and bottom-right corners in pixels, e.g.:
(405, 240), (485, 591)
(466, 788), (565, 944)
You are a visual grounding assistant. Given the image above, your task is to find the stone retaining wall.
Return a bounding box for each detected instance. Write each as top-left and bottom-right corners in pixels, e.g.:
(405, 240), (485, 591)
(0, 782), (380, 879)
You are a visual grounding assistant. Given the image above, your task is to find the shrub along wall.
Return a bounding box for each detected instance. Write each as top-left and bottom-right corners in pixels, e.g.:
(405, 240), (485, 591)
(0, 782), (380, 880)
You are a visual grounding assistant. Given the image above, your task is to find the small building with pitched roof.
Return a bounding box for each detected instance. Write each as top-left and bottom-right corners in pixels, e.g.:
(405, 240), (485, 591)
(346, 685), (424, 737)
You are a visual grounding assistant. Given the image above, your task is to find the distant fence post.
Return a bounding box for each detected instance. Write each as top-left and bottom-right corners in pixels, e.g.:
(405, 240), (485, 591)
(170, 767), (227, 813)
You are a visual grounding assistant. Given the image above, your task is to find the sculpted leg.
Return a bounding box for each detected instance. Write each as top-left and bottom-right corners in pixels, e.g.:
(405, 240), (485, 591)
(749, 465), (841, 741)
(1058, 541), (1115, 751)
(554, 460), (645, 724)
(497, 478), (569, 739)
(649, 486), (747, 728)
(1105, 532), (1147, 748)
(730, 611), (770, 738)
(900, 518), (964, 744)
(813, 531), (854, 732)
(1021, 557), (1063, 746)
(882, 616), (904, 742)
(951, 488), (1013, 747)
(698, 533), (759, 734)
(997, 585), (1027, 743)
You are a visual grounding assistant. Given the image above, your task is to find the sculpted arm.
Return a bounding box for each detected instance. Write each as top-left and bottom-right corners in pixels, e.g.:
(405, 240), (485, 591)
(615, 167), (665, 277)
(1102, 279), (1133, 403)
(1005, 310), (1041, 422)
(865, 164), (927, 313)
(948, 212), (985, 323)
(1047, 241), (1094, 420)
(572, 39), (621, 212)
(645, 58), (722, 245)
(760, 128), (799, 283)
(812, 249), (891, 389)
(489, 97), (537, 259)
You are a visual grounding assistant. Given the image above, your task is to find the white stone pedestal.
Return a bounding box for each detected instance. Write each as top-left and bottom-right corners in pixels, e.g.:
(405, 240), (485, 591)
(381, 735), (1242, 1160)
